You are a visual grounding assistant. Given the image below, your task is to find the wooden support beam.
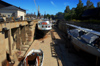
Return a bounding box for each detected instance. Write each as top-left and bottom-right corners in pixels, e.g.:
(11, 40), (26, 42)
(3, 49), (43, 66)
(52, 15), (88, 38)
(96, 56), (98, 66)
(8, 29), (12, 56)
(24, 26), (26, 44)
(19, 27), (22, 51)
(21, 26), (26, 45)
(16, 27), (21, 50)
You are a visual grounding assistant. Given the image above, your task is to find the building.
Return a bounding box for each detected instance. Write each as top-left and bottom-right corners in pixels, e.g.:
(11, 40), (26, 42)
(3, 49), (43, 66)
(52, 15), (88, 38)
(97, 2), (100, 7)
(0, 0), (26, 20)
(82, 8), (100, 20)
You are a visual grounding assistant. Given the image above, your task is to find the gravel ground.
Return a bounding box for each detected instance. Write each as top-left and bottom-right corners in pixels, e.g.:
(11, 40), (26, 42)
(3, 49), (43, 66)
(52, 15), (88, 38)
(53, 26), (100, 66)
(24, 26), (100, 66)
(25, 32), (58, 66)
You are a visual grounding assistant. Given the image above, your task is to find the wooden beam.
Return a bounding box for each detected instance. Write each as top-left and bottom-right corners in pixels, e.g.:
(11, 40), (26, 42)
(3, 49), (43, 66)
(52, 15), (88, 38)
(8, 29), (12, 55)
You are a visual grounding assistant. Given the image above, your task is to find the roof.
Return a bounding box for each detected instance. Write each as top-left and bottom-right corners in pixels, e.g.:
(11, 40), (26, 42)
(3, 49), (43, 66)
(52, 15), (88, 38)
(0, 0), (26, 11)
(82, 8), (100, 18)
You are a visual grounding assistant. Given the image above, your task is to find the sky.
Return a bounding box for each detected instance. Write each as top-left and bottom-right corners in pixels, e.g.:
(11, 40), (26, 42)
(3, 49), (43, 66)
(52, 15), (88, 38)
(2, 0), (100, 15)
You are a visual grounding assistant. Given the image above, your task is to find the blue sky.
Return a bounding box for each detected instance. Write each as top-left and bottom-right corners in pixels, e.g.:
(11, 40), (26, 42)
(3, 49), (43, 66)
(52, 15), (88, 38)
(2, 0), (100, 15)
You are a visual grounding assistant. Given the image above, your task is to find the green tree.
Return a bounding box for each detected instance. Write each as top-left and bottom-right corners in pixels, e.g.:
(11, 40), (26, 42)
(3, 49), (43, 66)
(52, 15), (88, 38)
(70, 8), (76, 19)
(64, 13), (71, 20)
(86, 0), (95, 9)
(64, 7), (76, 20)
(51, 15), (55, 20)
(75, 0), (84, 19)
(83, 6), (87, 11)
(64, 6), (71, 20)
(46, 14), (50, 18)
(55, 12), (64, 19)
(97, 2), (100, 7)
(64, 6), (70, 13)
(78, 0), (83, 7)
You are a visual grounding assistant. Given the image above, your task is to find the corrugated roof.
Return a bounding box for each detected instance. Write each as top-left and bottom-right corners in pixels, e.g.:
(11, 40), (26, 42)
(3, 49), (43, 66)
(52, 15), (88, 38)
(0, 0), (26, 11)
(0, 0), (11, 8)
(82, 8), (100, 17)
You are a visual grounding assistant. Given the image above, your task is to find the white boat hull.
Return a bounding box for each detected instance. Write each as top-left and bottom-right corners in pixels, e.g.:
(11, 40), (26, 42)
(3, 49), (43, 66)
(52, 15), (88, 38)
(37, 20), (52, 36)
(68, 32), (100, 57)
(38, 20), (52, 31)
(38, 25), (52, 31)
(21, 49), (44, 66)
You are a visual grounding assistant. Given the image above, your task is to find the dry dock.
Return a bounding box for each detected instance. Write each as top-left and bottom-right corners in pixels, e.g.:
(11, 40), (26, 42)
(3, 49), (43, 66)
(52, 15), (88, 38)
(25, 32), (58, 66)
(22, 26), (100, 66)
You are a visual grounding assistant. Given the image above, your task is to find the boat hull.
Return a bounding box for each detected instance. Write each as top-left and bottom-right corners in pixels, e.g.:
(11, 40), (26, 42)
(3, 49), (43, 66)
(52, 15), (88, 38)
(68, 32), (100, 57)
(37, 20), (52, 36)
(21, 49), (44, 66)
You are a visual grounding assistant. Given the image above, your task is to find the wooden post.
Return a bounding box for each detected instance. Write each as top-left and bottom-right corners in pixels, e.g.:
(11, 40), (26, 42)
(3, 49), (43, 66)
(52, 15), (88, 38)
(22, 26), (26, 45)
(96, 56), (98, 66)
(16, 27), (21, 50)
(8, 29), (12, 56)
(19, 27), (22, 51)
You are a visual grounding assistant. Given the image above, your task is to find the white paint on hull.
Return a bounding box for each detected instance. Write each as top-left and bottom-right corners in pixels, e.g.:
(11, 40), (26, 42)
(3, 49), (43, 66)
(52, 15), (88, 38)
(68, 33), (100, 57)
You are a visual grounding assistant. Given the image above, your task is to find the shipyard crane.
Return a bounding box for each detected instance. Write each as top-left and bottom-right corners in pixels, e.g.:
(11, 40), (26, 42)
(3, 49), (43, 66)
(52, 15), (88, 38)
(34, 0), (38, 11)
(33, 0), (40, 17)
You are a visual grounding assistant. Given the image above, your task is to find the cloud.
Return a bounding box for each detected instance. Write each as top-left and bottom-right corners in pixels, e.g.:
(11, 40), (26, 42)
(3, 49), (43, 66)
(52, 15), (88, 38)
(64, 2), (70, 6)
(51, 1), (56, 7)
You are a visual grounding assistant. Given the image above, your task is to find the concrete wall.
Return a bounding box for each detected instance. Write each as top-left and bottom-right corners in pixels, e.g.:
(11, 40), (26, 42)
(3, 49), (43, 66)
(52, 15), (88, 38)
(0, 32), (6, 66)
(0, 20), (37, 65)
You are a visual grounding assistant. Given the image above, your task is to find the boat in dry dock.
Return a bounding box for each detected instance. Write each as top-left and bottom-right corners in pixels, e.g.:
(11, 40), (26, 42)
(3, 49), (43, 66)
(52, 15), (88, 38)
(37, 19), (52, 35)
(20, 49), (44, 66)
(67, 23), (100, 57)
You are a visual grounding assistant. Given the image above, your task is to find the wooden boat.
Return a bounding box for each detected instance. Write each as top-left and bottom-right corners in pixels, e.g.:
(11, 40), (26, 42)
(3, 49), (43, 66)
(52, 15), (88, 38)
(20, 49), (44, 66)
(67, 23), (100, 57)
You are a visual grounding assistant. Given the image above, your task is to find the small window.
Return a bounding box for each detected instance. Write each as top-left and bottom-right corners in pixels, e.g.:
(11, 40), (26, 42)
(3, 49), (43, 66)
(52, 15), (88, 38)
(8, 15), (10, 17)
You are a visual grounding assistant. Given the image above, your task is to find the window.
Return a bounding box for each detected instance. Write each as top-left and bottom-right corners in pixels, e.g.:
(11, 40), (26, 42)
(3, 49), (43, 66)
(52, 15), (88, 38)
(8, 15), (10, 17)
